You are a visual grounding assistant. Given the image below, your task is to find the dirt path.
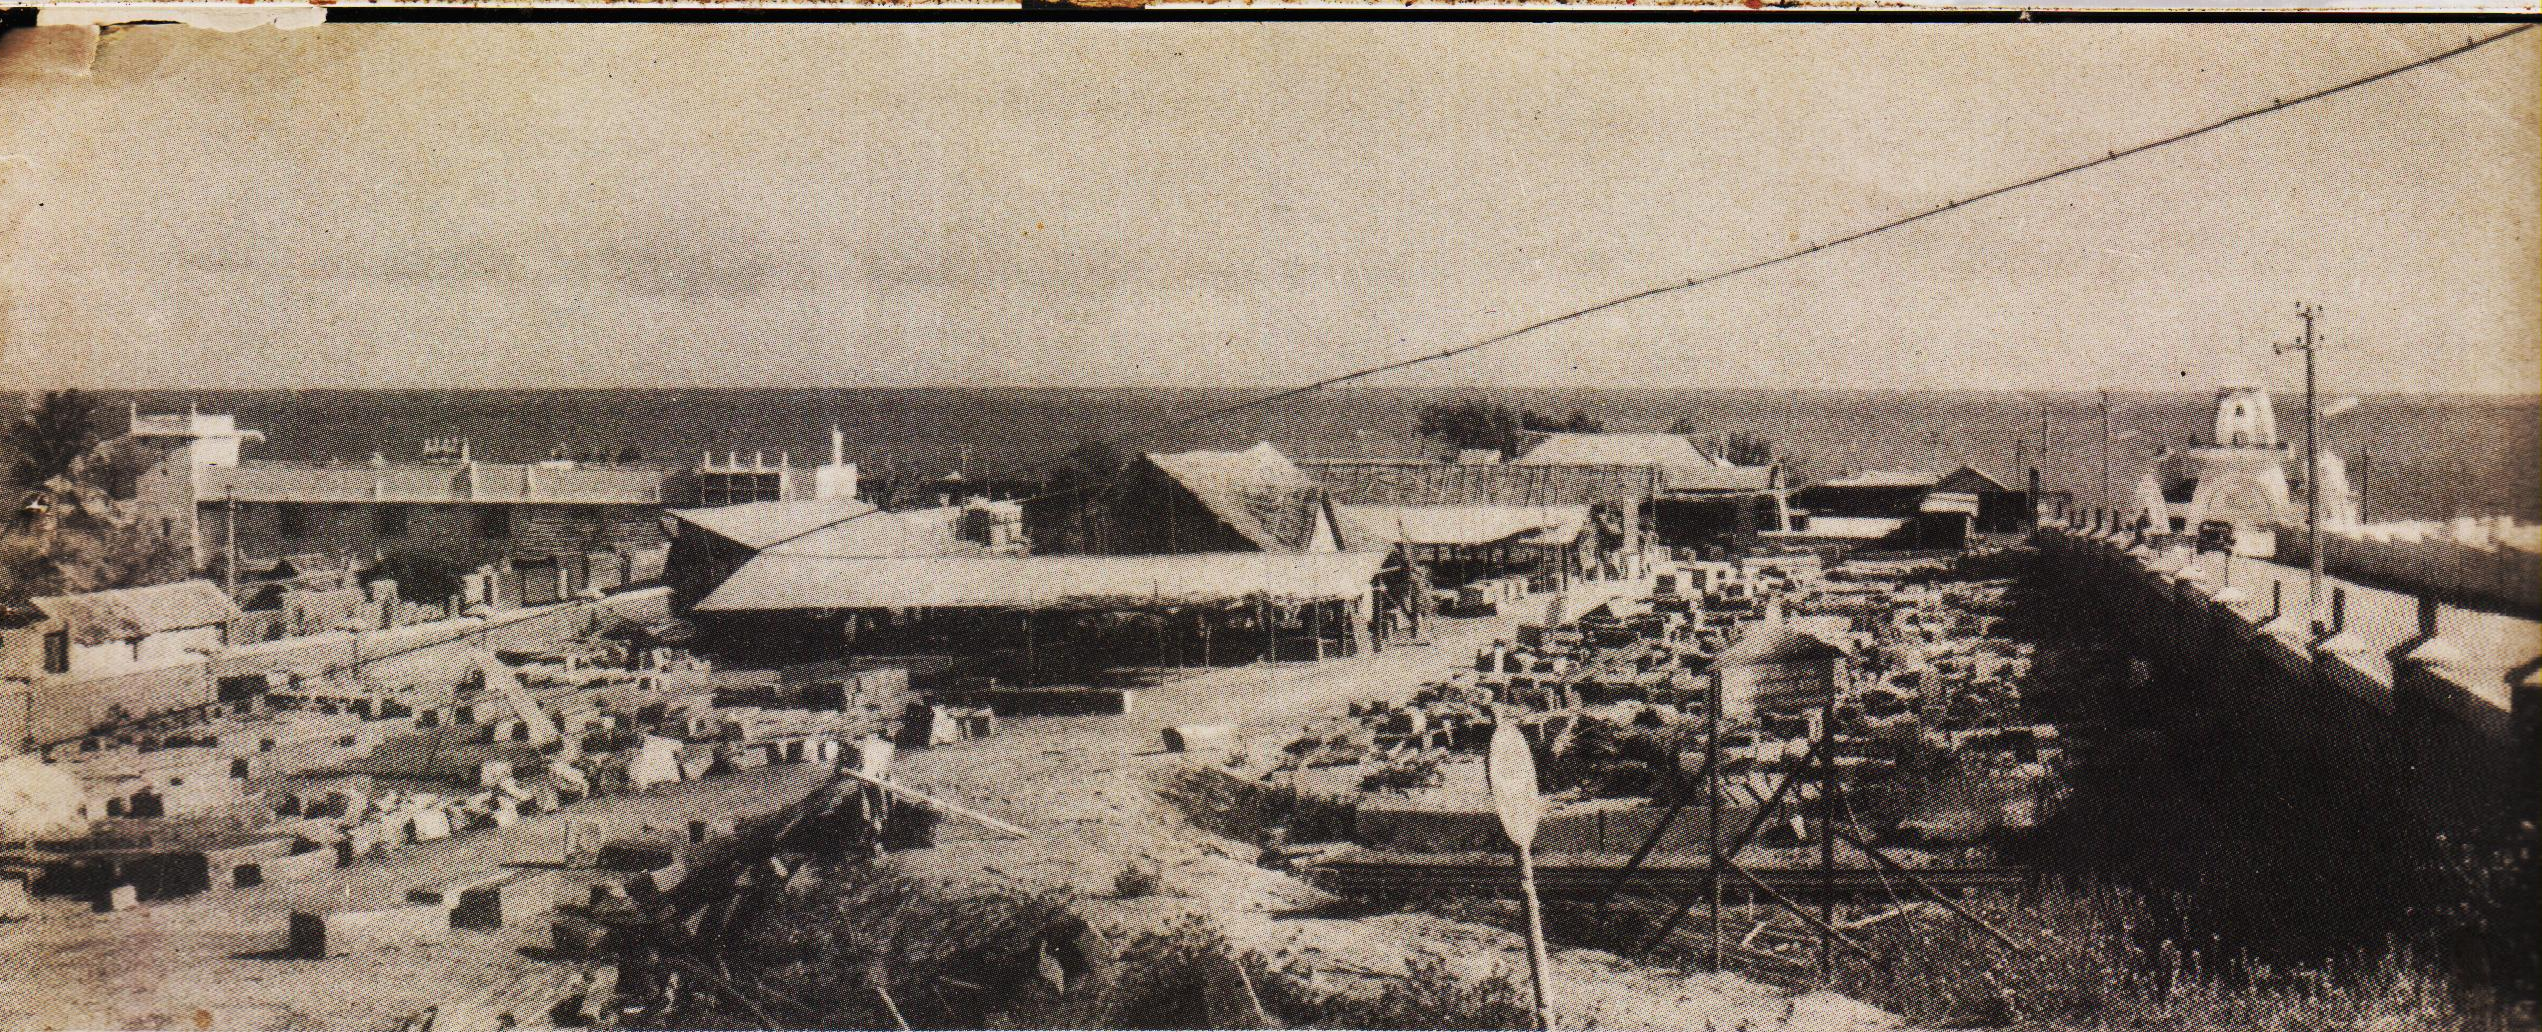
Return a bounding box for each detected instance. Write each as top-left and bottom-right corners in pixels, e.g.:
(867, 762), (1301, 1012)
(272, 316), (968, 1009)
(883, 607), (1912, 1032)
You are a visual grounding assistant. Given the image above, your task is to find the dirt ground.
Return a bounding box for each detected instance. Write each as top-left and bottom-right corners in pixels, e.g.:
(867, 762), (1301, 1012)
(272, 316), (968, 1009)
(882, 602), (1913, 1032)
(0, 764), (832, 1031)
(4, 589), (1910, 1031)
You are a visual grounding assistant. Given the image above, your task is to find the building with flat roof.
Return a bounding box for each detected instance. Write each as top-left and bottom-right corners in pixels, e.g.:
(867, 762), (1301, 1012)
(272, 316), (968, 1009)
(120, 408), (861, 580)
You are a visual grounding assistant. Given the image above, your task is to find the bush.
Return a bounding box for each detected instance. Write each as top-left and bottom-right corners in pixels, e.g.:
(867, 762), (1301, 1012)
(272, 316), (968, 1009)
(1113, 862), (1163, 900)
(1157, 766), (1358, 848)
(643, 872), (1534, 1030)
(1256, 953), (1535, 1031)
(1558, 878), (2536, 1032)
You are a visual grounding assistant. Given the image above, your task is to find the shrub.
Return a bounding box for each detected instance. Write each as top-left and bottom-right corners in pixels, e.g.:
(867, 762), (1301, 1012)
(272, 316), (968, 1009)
(1113, 862), (1163, 900)
(643, 872), (1536, 1030)
(1157, 766), (1358, 848)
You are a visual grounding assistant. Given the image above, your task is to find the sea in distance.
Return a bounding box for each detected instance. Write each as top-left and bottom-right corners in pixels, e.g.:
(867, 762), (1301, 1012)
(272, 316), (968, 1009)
(63, 386), (2542, 524)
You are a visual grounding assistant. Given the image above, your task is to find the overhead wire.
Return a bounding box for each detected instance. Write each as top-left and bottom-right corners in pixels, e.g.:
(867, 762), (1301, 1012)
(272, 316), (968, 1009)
(750, 25), (2532, 557)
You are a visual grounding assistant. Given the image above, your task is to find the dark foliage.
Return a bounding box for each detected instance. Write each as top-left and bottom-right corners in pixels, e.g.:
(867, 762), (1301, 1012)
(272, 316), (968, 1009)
(362, 549), (474, 604)
(1157, 765), (1359, 848)
(1416, 401), (1602, 459)
(5, 389), (104, 491)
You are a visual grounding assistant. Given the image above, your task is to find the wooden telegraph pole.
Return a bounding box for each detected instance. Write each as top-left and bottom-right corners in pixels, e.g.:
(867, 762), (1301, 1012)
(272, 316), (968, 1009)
(1488, 720), (1554, 1032)
(1706, 670), (1724, 971)
(2099, 390), (2113, 517)
(2277, 303), (2324, 606)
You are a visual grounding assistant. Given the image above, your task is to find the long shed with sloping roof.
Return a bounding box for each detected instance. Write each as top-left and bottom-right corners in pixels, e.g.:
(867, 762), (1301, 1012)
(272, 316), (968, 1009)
(18, 580), (241, 679)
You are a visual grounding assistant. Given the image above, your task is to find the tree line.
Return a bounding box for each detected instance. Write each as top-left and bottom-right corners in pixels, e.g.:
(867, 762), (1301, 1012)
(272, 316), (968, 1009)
(1416, 399), (1780, 465)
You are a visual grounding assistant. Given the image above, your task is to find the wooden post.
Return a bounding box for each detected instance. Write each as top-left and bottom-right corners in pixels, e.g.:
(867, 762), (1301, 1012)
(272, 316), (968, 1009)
(1707, 669), (1724, 970)
(1818, 687), (1836, 984)
(1490, 722), (1554, 1032)
(1519, 841), (1554, 1032)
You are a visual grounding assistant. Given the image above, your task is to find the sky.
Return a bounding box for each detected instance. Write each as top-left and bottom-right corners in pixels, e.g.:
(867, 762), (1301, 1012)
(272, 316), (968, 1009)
(0, 22), (2533, 396)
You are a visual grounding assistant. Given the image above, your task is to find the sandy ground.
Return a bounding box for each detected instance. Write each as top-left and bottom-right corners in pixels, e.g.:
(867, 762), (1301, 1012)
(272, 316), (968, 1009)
(0, 764), (832, 1031)
(883, 604), (1913, 1032)
(5, 589), (1911, 1031)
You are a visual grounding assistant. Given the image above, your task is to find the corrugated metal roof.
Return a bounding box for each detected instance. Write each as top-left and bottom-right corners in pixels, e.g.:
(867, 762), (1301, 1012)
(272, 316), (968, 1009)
(1818, 470), (1940, 489)
(1143, 444), (1331, 552)
(204, 462), (664, 505)
(1514, 434), (1719, 468)
(768, 505), (973, 558)
(32, 580), (242, 645)
(694, 551), (1390, 612)
(1933, 465), (2014, 494)
(671, 497), (878, 550)
(1337, 504), (1590, 548)
(1657, 466), (1777, 493)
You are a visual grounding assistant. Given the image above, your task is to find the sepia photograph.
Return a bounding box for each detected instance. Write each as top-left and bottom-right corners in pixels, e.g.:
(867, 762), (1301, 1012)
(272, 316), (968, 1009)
(0, 18), (2535, 1032)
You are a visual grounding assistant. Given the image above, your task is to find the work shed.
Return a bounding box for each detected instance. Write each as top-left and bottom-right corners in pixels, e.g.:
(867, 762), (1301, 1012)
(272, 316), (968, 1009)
(7, 581), (242, 681)
(1336, 504), (1594, 593)
(689, 550), (1399, 673)
(1030, 444), (1344, 556)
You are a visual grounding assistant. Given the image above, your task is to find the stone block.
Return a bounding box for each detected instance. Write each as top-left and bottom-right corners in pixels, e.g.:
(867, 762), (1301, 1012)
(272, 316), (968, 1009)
(0, 878), (29, 921)
(625, 739), (682, 791)
(595, 840), (677, 872)
(407, 809), (454, 843)
(203, 837), (300, 877)
(550, 916), (611, 956)
(258, 848), (340, 884)
(407, 869), (514, 910)
(451, 870), (566, 930)
(95, 884), (139, 912)
(289, 905), (446, 958)
(625, 859), (688, 902)
(847, 737), (895, 774)
(1162, 724), (1235, 753)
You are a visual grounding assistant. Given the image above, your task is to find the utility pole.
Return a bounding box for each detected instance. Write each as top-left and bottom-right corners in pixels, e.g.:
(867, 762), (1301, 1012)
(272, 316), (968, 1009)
(2100, 390), (2114, 517)
(2276, 304), (2323, 606)
(224, 487), (239, 596)
(1706, 670), (1724, 972)
(2357, 445), (2372, 524)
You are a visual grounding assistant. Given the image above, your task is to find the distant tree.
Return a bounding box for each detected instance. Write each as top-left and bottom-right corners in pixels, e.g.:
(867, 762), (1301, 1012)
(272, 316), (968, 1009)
(6, 390), (104, 491)
(1416, 401), (1526, 458)
(1667, 419), (1777, 466)
(615, 446), (645, 465)
(83, 437), (153, 500)
(1712, 431), (1779, 466)
(1051, 439), (1127, 487)
(0, 521), (190, 611)
(1558, 411), (1605, 434)
(1029, 438), (1130, 554)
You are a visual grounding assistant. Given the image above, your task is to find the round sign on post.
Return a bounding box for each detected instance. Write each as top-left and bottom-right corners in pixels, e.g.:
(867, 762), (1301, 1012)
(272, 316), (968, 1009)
(1487, 721), (1541, 852)
(1488, 718), (1555, 1032)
